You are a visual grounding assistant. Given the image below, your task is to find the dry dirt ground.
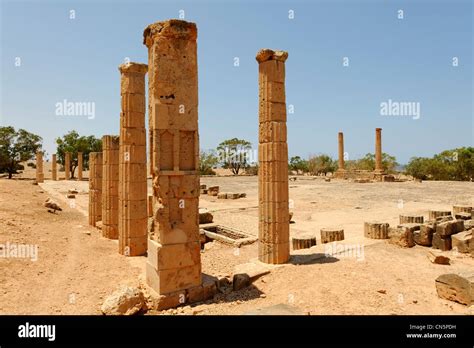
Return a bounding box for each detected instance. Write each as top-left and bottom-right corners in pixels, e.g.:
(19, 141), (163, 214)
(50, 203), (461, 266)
(1, 167), (473, 315)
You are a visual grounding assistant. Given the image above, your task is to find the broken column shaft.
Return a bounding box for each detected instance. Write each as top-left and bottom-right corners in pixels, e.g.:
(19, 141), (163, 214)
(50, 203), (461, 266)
(374, 128), (384, 175)
(256, 49), (290, 264)
(102, 136), (119, 239)
(52, 154), (57, 181)
(118, 62), (148, 256)
(65, 152), (71, 180)
(36, 151), (44, 183)
(144, 19), (202, 296)
(77, 152), (83, 180)
(88, 152), (102, 227)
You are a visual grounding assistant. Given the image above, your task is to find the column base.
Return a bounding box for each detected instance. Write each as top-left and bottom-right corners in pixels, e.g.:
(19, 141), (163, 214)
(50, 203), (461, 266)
(146, 274), (217, 311)
(373, 170), (385, 181)
(334, 169), (346, 179)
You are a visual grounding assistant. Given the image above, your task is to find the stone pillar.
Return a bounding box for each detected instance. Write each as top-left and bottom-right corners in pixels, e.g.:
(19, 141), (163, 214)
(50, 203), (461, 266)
(88, 152), (102, 227)
(102, 136), (119, 239)
(77, 152), (83, 181)
(36, 151), (44, 183)
(374, 128), (384, 175)
(335, 132), (346, 178)
(338, 132), (345, 171)
(143, 20), (202, 296)
(118, 62), (148, 256)
(51, 154), (57, 181)
(256, 49), (290, 264)
(65, 152), (71, 180)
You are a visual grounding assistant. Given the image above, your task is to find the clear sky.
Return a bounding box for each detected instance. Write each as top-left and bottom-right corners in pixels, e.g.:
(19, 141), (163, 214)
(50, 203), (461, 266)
(1, 0), (472, 163)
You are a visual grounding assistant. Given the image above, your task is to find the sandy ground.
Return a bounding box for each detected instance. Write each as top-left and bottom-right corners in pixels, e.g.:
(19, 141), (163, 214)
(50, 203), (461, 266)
(1, 168), (473, 315)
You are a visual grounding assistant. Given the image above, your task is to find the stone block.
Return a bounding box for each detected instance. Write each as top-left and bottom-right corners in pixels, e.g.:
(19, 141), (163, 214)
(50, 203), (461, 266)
(389, 227), (415, 248)
(435, 273), (474, 306)
(432, 233), (452, 251)
(414, 223), (435, 246)
(451, 230), (473, 253)
(147, 240), (201, 271)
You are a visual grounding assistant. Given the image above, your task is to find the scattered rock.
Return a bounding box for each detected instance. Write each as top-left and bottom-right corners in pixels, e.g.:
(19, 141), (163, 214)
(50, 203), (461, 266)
(66, 194), (76, 199)
(44, 198), (62, 214)
(233, 274), (250, 291)
(233, 262), (271, 281)
(68, 189), (79, 194)
(427, 250), (450, 265)
(452, 230), (472, 253)
(377, 289), (387, 294)
(101, 286), (146, 315)
(435, 273), (474, 306)
(198, 208), (214, 224)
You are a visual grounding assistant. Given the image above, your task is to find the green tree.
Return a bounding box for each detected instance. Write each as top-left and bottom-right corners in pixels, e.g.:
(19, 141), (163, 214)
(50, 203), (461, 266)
(308, 154), (336, 175)
(355, 153), (398, 173)
(56, 131), (102, 178)
(199, 150), (218, 175)
(216, 138), (252, 175)
(0, 126), (42, 179)
(406, 147), (474, 181)
(289, 156), (309, 173)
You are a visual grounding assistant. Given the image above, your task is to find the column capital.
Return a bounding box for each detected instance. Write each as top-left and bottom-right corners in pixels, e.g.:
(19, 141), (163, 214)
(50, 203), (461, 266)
(119, 62), (148, 74)
(256, 49), (288, 63)
(143, 19), (197, 47)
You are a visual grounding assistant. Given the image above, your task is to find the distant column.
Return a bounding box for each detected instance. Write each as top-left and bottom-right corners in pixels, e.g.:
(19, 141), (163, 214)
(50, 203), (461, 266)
(102, 136), (119, 239)
(51, 154), (57, 181)
(374, 128), (384, 175)
(36, 151), (44, 183)
(88, 152), (103, 227)
(338, 132), (345, 171)
(118, 62), (148, 256)
(256, 48), (290, 264)
(65, 152), (71, 180)
(77, 152), (83, 181)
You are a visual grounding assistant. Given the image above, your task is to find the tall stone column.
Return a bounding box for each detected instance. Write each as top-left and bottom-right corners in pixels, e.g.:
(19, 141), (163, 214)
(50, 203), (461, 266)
(256, 49), (290, 264)
(118, 62), (148, 256)
(36, 151), (44, 183)
(374, 128), (384, 175)
(338, 132), (345, 171)
(102, 136), (119, 239)
(335, 132), (346, 178)
(65, 152), (71, 180)
(51, 154), (57, 181)
(77, 152), (83, 180)
(88, 152), (102, 227)
(143, 20), (202, 296)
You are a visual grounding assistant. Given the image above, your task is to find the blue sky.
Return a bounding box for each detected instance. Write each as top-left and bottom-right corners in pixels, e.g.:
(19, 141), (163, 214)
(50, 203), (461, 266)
(1, 0), (472, 164)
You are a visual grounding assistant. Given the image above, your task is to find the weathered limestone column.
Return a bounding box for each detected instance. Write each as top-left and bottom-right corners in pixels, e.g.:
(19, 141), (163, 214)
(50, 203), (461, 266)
(336, 132), (346, 177)
(256, 49), (290, 264)
(102, 136), (119, 239)
(65, 152), (71, 180)
(118, 62), (148, 256)
(374, 128), (384, 176)
(143, 20), (202, 296)
(88, 152), (103, 227)
(51, 154), (57, 181)
(35, 151), (44, 183)
(77, 152), (83, 180)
